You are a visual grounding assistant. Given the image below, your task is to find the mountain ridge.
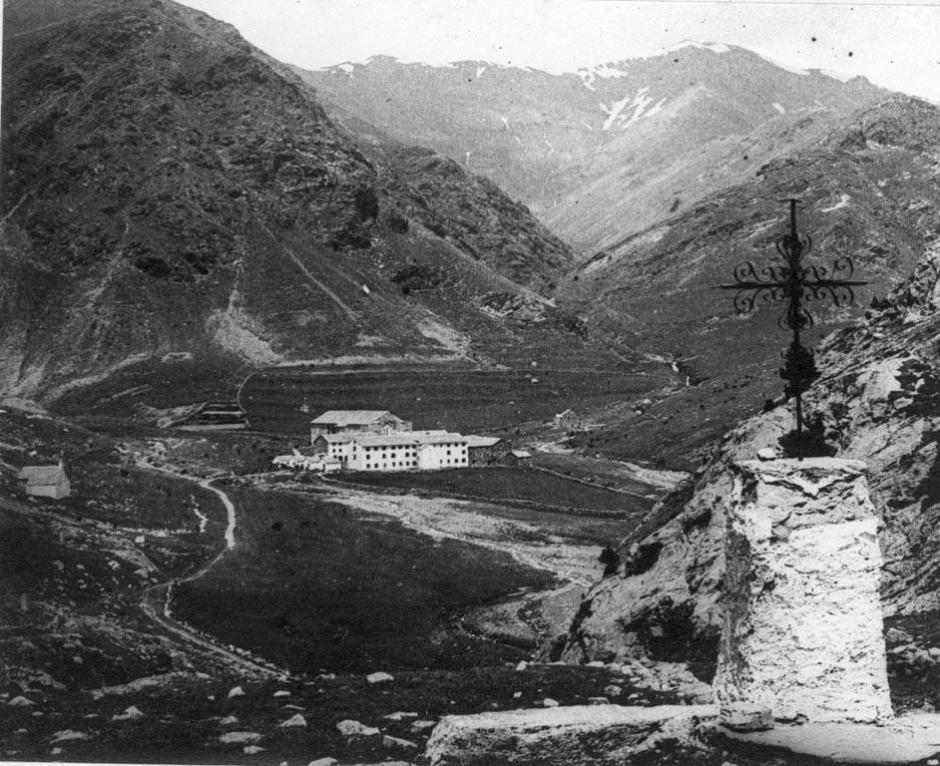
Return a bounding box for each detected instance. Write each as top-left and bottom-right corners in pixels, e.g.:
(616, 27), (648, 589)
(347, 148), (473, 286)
(1, 0), (625, 406)
(298, 44), (889, 256)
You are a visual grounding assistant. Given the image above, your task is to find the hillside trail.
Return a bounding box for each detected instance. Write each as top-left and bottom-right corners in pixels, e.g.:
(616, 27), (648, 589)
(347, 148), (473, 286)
(137, 465), (286, 679)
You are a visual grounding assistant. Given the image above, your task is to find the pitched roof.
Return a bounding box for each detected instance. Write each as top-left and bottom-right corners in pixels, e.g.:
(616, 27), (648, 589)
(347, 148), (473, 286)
(17, 465), (68, 486)
(311, 410), (394, 425)
(356, 430), (464, 447)
(465, 435), (504, 448)
(315, 433), (358, 443)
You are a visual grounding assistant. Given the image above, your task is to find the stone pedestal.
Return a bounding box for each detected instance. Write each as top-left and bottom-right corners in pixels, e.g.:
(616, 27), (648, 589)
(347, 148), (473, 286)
(713, 458), (893, 726)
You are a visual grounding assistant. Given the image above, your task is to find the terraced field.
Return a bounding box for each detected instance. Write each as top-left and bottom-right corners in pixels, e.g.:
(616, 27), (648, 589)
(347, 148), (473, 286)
(240, 365), (671, 436)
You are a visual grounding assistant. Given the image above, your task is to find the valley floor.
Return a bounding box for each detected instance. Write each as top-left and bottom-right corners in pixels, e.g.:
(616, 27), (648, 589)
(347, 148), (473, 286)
(3, 404), (940, 764)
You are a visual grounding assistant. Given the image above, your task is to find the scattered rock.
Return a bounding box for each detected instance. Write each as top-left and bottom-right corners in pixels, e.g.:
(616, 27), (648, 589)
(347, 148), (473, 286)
(513, 692), (523, 699)
(425, 704), (717, 765)
(720, 705), (774, 732)
(756, 447), (777, 461)
(603, 685), (622, 698)
(219, 731), (262, 744)
(273, 690), (291, 697)
(410, 719), (438, 733)
(243, 745), (265, 755)
(384, 711), (419, 721)
(543, 698), (560, 708)
(219, 715), (238, 726)
(278, 713), (307, 728)
(307, 759), (338, 766)
(337, 719), (380, 738)
(110, 706), (144, 722)
(8, 696), (34, 707)
(50, 747), (63, 756)
(51, 730), (91, 743)
(515, 661), (528, 672)
(382, 734), (419, 751)
(588, 697), (610, 705)
(366, 671), (394, 684)
(227, 686), (246, 698)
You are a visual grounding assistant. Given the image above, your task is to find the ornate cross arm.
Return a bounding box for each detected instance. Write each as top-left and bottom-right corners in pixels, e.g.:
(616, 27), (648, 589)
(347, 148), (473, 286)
(716, 199), (869, 458)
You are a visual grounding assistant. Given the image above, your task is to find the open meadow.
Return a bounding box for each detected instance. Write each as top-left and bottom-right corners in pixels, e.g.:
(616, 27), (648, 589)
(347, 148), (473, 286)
(172, 482), (558, 673)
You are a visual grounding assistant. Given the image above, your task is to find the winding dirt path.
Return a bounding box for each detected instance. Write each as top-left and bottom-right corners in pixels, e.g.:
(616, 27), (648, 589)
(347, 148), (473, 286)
(138, 468), (284, 679)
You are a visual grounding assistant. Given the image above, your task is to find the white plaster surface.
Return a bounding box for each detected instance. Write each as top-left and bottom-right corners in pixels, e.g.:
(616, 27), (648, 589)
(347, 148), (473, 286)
(713, 459), (893, 724)
(720, 713), (940, 763)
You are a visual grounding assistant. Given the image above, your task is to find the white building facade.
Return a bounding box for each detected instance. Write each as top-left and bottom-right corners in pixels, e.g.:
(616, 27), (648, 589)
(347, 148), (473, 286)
(342, 431), (468, 472)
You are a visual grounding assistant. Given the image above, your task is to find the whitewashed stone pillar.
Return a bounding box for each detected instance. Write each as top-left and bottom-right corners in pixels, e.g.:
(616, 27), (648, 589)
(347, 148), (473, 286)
(713, 458), (893, 726)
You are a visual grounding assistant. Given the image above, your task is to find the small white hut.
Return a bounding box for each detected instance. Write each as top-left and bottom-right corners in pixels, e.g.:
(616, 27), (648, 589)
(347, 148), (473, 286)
(18, 461), (70, 499)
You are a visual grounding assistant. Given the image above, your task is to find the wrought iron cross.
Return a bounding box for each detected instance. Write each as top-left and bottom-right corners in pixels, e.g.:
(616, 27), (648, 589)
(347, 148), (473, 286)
(719, 199), (867, 458)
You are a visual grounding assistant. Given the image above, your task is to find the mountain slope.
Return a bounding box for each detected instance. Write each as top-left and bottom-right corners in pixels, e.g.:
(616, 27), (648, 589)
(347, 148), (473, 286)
(299, 46), (888, 255)
(545, 96), (940, 468)
(1, 0), (613, 405)
(559, 130), (940, 666)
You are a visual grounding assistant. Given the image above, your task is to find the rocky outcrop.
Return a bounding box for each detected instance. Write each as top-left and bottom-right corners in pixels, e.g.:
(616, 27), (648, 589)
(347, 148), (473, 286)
(563, 239), (940, 664)
(713, 459), (892, 725)
(424, 704), (716, 766)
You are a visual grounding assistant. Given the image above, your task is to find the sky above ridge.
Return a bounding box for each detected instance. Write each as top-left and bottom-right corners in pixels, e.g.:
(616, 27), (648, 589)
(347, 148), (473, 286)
(180, 0), (940, 102)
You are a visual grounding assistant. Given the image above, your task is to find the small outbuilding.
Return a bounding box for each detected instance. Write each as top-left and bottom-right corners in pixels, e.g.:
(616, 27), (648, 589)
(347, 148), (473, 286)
(465, 435), (510, 465)
(504, 449), (532, 466)
(18, 462), (70, 499)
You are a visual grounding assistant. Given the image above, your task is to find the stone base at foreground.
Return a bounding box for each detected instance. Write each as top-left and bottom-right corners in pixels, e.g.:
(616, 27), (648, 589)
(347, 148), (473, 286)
(713, 458), (893, 725)
(423, 704), (717, 765)
(718, 713), (940, 764)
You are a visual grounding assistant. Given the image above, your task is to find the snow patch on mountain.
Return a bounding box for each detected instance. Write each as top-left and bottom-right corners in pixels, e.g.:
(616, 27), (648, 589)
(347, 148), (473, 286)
(601, 87), (657, 130)
(600, 94), (632, 130)
(576, 63), (630, 91)
(661, 40), (731, 55)
(627, 89), (655, 125)
(646, 98), (667, 118)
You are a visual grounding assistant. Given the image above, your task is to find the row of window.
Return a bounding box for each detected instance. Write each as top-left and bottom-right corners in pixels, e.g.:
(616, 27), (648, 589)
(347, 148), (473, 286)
(366, 460), (418, 469)
(361, 456), (470, 470)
